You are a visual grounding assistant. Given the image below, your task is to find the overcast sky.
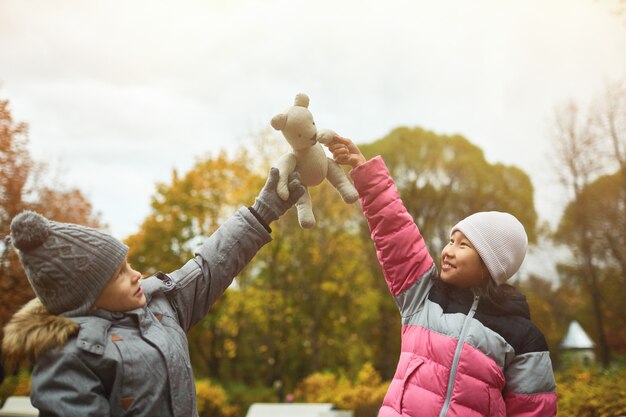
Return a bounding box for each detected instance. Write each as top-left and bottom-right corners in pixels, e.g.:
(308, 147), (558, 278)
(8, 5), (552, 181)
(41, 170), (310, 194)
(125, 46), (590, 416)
(1, 0), (625, 254)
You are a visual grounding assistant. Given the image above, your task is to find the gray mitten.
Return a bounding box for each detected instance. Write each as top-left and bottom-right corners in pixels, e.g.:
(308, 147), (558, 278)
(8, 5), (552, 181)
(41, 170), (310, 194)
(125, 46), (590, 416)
(252, 167), (305, 225)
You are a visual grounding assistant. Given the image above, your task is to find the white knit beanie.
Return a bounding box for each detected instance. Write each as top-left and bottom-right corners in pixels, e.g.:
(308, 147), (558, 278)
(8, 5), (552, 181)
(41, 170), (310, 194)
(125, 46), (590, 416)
(450, 211), (528, 285)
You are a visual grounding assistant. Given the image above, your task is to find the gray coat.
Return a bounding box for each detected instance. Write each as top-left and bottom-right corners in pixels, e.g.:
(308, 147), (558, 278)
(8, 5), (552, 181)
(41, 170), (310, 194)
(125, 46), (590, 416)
(3, 207), (271, 416)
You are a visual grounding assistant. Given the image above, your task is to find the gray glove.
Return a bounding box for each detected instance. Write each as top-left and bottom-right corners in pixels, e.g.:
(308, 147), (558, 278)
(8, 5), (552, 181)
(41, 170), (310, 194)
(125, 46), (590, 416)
(252, 167), (305, 225)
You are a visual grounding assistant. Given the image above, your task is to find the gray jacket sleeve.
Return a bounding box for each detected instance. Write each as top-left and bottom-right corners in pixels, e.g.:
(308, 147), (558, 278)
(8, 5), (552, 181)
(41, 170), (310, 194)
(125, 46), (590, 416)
(165, 207), (271, 331)
(31, 349), (110, 417)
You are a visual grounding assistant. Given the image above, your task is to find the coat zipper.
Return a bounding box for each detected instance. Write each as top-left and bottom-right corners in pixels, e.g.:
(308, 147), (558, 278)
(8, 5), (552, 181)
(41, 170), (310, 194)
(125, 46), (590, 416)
(438, 294), (480, 417)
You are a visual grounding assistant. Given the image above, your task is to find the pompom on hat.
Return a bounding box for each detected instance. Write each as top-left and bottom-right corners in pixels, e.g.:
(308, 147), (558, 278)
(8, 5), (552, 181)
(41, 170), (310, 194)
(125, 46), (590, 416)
(8, 211), (128, 316)
(450, 211), (528, 286)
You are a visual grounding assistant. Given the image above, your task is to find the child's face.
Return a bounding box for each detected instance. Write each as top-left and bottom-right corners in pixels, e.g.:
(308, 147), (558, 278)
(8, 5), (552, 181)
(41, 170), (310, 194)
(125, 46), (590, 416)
(440, 231), (488, 288)
(93, 260), (146, 312)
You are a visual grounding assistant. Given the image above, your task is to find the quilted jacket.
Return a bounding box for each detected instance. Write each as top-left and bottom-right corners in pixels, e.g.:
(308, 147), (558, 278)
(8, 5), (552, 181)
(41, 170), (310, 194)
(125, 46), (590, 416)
(350, 156), (557, 417)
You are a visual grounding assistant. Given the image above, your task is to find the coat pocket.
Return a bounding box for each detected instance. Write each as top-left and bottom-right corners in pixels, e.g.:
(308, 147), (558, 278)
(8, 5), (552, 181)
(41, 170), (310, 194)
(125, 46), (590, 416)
(399, 356), (425, 412)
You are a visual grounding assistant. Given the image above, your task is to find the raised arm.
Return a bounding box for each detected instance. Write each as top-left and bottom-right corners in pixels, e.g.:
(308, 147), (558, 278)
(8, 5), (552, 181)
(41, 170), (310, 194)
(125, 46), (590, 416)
(327, 136), (436, 308)
(163, 168), (304, 331)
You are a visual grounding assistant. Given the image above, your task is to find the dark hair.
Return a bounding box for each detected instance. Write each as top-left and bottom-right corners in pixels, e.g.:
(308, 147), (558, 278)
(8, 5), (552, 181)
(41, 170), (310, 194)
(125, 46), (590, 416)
(472, 276), (518, 306)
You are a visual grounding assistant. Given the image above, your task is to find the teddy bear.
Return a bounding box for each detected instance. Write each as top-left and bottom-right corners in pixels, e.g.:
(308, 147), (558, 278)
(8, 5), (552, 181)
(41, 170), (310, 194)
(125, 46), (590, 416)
(271, 93), (359, 228)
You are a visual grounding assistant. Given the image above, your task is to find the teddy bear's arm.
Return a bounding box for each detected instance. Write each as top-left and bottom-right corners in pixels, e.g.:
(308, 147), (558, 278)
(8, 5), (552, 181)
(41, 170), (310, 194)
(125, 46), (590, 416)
(316, 128), (336, 145)
(275, 152), (297, 200)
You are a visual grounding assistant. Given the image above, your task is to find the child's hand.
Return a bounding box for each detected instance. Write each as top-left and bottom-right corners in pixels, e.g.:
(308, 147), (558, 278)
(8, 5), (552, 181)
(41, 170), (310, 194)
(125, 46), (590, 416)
(252, 168), (305, 225)
(326, 135), (367, 168)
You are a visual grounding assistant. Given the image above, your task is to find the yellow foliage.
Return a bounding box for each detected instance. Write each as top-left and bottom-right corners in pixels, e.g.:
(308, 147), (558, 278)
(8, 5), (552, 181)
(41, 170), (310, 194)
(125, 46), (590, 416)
(293, 372), (342, 403)
(126, 150), (261, 274)
(556, 368), (626, 417)
(294, 363), (387, 417)
(12, 373), (30, 396)
(224, 339), (237, 359)
(195, 379), (239, 417)
(356, 362), (382, 387)
(0, 369), (31, 404)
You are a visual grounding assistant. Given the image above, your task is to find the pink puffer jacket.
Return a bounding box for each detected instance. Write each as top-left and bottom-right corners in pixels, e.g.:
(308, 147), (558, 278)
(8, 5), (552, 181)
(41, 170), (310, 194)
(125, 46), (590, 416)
(350, 156), (557, 417)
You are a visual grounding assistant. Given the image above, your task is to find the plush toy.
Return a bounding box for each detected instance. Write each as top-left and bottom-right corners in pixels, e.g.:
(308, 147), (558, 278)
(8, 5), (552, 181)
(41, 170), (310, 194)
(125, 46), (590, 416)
(271, 93), (359, 228)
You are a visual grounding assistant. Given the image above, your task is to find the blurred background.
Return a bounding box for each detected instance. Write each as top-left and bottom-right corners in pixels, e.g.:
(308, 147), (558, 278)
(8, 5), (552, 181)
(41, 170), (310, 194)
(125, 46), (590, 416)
(1, 0), (626, 415)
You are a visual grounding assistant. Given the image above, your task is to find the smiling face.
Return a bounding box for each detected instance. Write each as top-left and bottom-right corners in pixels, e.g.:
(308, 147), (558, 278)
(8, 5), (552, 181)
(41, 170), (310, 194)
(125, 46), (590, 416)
(440, 230), (489, 288)
(92, 259), (146, 312)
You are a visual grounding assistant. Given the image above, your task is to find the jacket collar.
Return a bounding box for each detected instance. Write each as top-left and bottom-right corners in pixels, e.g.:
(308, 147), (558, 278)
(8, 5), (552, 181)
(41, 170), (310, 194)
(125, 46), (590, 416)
(71, 314), (115, 356)
(438, 280), (531, 319)
(2, 298), (80, 365)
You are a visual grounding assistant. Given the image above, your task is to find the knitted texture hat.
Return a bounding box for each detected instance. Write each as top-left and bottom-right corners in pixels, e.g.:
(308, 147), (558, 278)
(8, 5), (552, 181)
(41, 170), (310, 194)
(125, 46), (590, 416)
(9, 211), (128, 316)
(450, 211), (528, 286)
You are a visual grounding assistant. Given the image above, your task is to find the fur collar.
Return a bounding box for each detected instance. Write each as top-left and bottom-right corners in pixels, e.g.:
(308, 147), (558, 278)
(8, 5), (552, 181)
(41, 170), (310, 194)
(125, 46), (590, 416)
(2, 298), (79, 366)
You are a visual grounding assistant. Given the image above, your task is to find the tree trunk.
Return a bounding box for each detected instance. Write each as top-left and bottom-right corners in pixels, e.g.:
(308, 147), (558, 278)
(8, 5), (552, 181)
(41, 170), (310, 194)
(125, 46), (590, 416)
(585, 256), (611, 368)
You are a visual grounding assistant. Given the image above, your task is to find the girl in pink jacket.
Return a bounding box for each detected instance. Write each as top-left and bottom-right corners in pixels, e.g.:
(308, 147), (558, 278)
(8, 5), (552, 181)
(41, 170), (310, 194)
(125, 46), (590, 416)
(328, 136), (557, 417)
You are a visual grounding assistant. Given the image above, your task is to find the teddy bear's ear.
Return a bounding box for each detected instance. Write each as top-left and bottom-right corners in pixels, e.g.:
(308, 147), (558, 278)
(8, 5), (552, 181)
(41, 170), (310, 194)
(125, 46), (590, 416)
(271, 113), (288, 131)
(294, 93), (309, 108)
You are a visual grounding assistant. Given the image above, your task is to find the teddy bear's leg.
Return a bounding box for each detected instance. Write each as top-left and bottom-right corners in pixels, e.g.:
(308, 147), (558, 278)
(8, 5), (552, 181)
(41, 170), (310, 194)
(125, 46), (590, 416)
(295, 187), (316, 228)
(326, 158), (359, 204)
(275, 153), (297, 200)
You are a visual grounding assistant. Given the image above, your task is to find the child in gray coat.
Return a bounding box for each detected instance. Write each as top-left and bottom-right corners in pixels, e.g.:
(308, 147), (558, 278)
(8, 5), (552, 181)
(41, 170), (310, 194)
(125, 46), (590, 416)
(2, 168), (304, 417)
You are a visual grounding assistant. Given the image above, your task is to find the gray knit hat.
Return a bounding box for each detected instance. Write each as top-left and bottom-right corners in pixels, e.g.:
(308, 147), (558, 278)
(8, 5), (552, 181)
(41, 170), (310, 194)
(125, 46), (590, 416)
(9, 211), (128, 316)
(450, 211), (528, 286)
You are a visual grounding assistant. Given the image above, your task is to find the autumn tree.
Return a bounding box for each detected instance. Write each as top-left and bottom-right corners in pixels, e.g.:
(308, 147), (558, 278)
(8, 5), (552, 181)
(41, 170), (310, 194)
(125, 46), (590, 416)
(0, 97), (101, 362)
(557, 170), (626, 356)
(550, 81), (626, 367)
(595, 80), (626, 287)
(552, 101), (610, 369)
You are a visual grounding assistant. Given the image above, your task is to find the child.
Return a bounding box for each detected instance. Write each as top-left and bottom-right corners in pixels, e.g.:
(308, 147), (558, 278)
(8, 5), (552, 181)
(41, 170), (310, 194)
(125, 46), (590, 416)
(327, 136), (556, 417)
(2, 168), (304, 416)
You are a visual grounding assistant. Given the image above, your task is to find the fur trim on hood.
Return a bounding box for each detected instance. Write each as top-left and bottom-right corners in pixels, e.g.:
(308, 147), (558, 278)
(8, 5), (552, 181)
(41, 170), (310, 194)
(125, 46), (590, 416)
(2, 298), (79, 367)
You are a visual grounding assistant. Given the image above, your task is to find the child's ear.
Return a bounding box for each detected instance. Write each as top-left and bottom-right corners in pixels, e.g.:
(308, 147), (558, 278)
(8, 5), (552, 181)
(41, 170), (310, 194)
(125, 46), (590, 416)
(271, 113), (287, 131)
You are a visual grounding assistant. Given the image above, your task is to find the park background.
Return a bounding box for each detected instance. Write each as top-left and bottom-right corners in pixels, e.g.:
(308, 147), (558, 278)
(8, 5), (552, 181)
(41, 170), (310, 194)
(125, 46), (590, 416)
(1, 0), (626, 415)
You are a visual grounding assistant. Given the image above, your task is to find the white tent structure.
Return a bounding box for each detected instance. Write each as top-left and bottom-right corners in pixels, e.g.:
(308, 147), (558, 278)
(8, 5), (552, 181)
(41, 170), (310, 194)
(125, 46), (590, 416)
(559, 320), (595, 367)
(246, 403), (352, 417)
(0, 396), (38, 417)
